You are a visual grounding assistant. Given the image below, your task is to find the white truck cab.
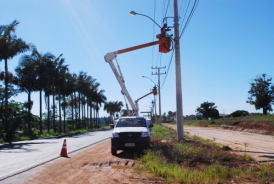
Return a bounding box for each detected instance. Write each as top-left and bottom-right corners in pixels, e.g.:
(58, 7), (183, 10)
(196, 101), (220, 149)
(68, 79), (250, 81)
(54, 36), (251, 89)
(110, 116), (153, 155)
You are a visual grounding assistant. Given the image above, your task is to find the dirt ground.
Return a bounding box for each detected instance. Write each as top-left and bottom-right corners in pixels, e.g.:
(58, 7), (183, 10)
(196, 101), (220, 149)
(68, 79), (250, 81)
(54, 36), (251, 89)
(164, 124), (274, 162)
(22, 140), (166, 184)
(21, 124), (274, 184)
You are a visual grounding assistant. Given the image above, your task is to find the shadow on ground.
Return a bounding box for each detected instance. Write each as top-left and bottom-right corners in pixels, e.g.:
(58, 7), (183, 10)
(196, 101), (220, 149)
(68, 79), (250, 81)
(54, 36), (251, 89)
(115, 149), (146, 159)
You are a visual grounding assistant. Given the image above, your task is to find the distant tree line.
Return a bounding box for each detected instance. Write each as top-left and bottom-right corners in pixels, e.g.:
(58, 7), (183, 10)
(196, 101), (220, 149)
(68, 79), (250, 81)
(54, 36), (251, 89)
(194, 74), (274, 120)
(0, 20), (122, 142)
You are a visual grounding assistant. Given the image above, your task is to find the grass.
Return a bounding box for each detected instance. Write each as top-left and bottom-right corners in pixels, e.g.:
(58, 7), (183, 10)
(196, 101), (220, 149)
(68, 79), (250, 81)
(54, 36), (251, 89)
(192, 135), (218, 147)
(137, 124), (274, 183)
(151, 124), (177, 141)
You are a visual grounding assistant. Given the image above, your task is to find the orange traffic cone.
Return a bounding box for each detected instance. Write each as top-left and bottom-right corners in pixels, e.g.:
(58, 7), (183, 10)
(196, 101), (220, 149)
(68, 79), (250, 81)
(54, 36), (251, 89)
(60, 139), (68, 157)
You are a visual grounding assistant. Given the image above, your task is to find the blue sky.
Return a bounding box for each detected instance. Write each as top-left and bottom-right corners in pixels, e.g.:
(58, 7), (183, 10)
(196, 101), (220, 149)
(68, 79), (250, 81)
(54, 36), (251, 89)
(0, 0), (273, 118)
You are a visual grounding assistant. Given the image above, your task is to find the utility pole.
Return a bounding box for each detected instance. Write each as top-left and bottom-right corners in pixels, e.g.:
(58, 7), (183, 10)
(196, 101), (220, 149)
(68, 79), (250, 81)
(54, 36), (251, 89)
(153, 96), (157, 123)
(174, 0), (184, 140)
(152, 66), (166, 126)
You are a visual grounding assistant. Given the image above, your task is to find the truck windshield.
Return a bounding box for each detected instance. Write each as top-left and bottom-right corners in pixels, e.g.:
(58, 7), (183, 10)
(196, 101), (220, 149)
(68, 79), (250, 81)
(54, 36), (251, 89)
(116, 119), (147, 127)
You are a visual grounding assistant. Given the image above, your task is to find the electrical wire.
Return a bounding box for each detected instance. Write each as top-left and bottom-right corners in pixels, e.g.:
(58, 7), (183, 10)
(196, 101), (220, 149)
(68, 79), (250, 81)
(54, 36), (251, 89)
(161, 47), (174, 89)
(179, 0), (191, 31)
(160, 53), (162, 66)
(179, 0), (200, 39)
(151, 0), (156, 81)
(164, 0), (171, 18)
(162, 0), (167, 21)
(161, 0), (199, 89)
(179, 0), (185, 15)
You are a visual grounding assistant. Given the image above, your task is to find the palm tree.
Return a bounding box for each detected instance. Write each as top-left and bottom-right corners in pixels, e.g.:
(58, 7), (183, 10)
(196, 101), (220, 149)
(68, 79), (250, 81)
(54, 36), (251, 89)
(104, 101), (115, 123)
(94, 89), (107, 126)
(13, 55), (39, 136)
(76, 71), (89, 128)
(114, 101), (123, 118)
(63, 73), (76, 130)
(0, 20), (29, 130)
(23, 49), (55, 134)
(104, 101), (123, 124)
(46, 53), (66, 132)
(84, 76), (99, 128)
(55, 61), (68, 132)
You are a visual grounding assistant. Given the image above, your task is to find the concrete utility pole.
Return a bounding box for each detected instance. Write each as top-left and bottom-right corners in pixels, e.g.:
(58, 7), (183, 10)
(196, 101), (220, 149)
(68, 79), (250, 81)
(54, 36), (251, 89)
(154, 96), (157, 123)
(174, 0), (184, 140)
(152, 66), (166, 126)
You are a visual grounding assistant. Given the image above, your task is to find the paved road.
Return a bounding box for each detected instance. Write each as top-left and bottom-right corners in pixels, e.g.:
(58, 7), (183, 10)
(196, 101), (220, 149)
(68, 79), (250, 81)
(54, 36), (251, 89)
(164, 124), (274, 162)
(0, 129), (112, 180)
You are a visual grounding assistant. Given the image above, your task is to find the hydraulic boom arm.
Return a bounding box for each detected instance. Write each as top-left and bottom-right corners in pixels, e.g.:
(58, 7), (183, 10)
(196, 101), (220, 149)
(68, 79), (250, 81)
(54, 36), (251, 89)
(104, 38), (170, 116)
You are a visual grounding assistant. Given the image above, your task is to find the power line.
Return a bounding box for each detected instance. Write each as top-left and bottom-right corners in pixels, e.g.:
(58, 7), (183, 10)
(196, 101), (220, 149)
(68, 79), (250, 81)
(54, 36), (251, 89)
(151, 0), (156, 77)
(179, 0), (199, 39)
(164, 0), (171, 18)
(179, 0), (186, 15)
(179, 0), (191, 31)
(162, 0), (167, 21)
(161, 49), (174, 89)
(161, 0), (199, 89)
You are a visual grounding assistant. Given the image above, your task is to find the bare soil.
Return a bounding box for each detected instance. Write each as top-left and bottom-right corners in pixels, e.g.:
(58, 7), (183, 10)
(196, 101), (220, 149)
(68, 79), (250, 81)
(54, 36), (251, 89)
(22, 124), (274, 184)
(23, 140), (166, 184)
(164, 123), (274, 162)
(189, 116), (274, 135)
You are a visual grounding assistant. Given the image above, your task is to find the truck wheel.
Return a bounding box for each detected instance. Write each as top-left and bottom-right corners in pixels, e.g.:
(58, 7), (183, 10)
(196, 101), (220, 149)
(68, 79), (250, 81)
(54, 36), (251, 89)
(111, 147), (117, 155)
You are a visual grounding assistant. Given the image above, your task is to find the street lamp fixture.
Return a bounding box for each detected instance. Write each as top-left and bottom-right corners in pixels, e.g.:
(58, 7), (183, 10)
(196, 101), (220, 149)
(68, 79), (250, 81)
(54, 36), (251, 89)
(142, 76), (157, 86)
(130, 11), (161, 28)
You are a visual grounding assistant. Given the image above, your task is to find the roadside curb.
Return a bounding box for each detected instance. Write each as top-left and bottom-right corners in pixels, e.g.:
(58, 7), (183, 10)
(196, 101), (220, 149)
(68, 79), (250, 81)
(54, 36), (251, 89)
(0, 137), (111, 181)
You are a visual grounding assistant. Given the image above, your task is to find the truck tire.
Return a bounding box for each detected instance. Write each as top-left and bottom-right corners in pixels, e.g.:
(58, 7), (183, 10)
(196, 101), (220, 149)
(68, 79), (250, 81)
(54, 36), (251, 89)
(111, 147), (117, 155)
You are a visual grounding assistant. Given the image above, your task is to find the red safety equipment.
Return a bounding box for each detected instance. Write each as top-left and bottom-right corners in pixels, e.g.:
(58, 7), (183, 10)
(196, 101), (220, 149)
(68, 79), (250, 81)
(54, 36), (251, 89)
(60, 139), (68, 157)
(152, 86), (157, 95)
(157, 24), (171, 53)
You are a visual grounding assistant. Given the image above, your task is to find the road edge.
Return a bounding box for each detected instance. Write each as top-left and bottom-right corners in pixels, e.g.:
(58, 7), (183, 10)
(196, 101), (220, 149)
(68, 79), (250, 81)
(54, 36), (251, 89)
(0, 137), (110, 181)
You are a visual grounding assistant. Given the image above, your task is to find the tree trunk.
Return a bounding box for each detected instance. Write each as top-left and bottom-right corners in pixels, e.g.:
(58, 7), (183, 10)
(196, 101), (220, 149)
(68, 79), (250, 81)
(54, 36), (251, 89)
(39, 89), (42, 134)
(82, 101), (84, 128)
(96, 103), (99, 126)
(28, 91), (32, 137)
(82, 99), (84, 128)
(74, 92), (77, 129)
(47, 94), (50, 133)
(263, 108), (267, 115)
(75, 92), (77, 129)
(98, 111), (100, 127)
(87, 103), (89, 129)
(90, 106), (93, 129)
(53, 87), (56, 132)
(79, 92), (81, 128)
(58, 88), (61, 132)
(4, 58), (8, 133)
(93, 107), (96, 127)
(71, 94), (74, 130)
(63, 96), (66, 132)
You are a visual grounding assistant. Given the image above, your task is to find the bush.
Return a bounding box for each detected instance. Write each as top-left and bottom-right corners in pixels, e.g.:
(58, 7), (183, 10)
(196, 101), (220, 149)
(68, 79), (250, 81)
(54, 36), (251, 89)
(230, 110), (249, 117)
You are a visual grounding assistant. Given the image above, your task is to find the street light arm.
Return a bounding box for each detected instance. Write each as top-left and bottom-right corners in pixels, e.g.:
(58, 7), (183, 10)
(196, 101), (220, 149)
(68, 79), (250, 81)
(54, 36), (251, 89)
(130, 11), (161, 28)
(142, 76), (157, 86)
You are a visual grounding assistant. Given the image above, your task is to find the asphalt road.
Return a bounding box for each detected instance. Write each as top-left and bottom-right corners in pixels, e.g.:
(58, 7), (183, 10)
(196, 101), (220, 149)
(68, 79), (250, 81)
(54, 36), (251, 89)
(0, 129), (112, 181)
